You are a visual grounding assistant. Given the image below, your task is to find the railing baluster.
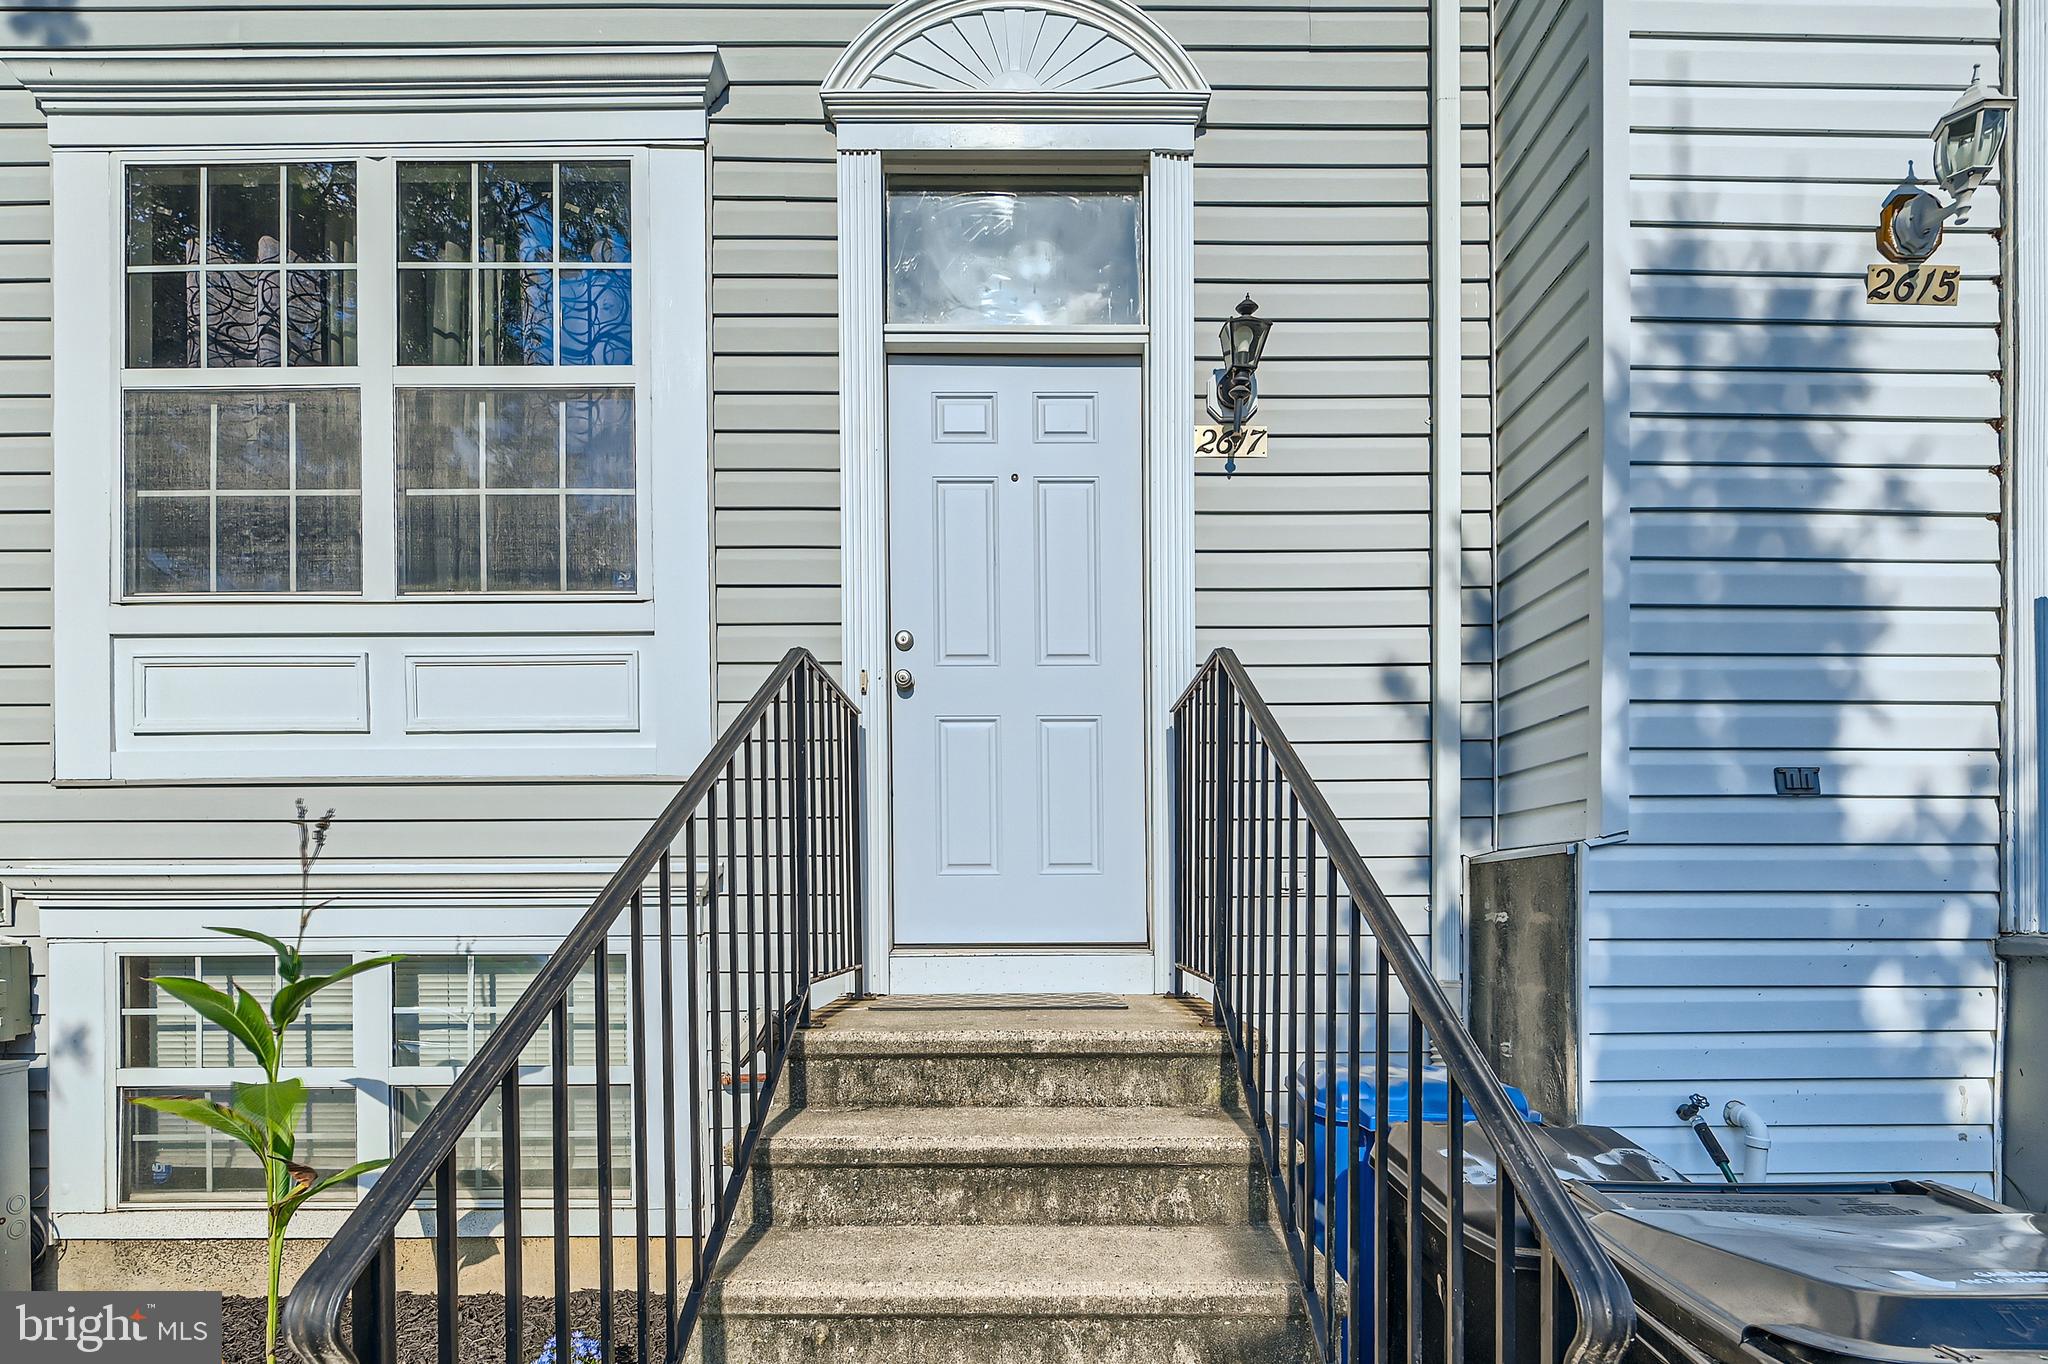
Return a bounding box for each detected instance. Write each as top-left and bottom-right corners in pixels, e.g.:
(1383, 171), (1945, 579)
(723, 755), (741, 1173)
(1320, 810), (1335, 1347)
(744, 731), (760, 1112)
(1407, 1003), (1424, 1364)
(1541, 1245), (1560, 1364)
(350, 1237), (396, 1364)
(847, 692), (864, 999)
(629, 891), (649, 1364)
(551, 997), (571, 1364)
(1374, 946), (1391, 1364)
(1447, 1074), (1465, 1364)
(668, 840), (687, 1321)
(503, 1072), (523, 1364)
(1497, 1175), (1520, 1364)
(680, 821), (703, 1308)
(792, 668), (814, 1007)
(594, 944), (616, 1364)
(434, 1158), (457, 1364)
(1347, 877), (1362, 1363)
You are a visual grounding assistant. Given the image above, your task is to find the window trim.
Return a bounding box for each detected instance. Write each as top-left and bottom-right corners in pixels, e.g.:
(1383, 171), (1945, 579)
(28, 48), (720, 782)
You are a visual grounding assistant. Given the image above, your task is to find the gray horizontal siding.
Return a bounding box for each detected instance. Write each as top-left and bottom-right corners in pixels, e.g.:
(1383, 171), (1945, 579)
(1487, 0), (1597, 849)
(1578, 0), (2006, 1191)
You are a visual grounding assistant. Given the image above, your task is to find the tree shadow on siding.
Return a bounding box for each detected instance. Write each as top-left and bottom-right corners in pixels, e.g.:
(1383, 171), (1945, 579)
(1613, 147), (2001, 1188)
(9, 0), (86, 47)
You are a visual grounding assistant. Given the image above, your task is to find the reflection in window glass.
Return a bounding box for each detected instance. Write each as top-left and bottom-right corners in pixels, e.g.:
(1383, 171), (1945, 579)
(123, 163), (357, 369)
(115, 951), (360, 1204)
(396, 388), (636, 594)
(391, 954), (628, 1071)
(390, 953), (634, 1206)
(395, 1086), (632, 1205)
(120, 1087), (358, 1203)
(396, 161), (631, 366)
(886, 186), (1143, 326)
(121, 954), (354, 1068)
(122, 389), (363, 594)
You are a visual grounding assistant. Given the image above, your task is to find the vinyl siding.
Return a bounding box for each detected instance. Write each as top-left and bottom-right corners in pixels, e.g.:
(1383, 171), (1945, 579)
(0, 0), (1477, 1249)
(1187, 6), (1469, 936)
(1488, 0), (1600, 848)
(1577, 0), (2005, 1189)
(1462, 0), (1498, 856)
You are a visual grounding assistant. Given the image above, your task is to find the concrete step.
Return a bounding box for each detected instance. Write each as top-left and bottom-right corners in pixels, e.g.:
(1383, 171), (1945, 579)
(750, 1105), (1268, 1227)
(789, 996), (1233, 1109)
(689, 1223), (1318, 1364)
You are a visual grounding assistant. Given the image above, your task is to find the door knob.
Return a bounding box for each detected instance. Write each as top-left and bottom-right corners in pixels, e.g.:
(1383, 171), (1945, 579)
(893, 668), (914, 691)
(894, 629), (914, 651)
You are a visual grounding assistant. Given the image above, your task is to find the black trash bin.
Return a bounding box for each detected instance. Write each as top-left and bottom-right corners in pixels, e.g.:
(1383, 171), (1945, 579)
(1378, 1120), (1685, 1364)
(1383, 1120), (2048, 1364)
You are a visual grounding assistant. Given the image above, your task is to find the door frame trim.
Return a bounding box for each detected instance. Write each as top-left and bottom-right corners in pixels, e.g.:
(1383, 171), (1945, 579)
(832, 152), (1197, 995)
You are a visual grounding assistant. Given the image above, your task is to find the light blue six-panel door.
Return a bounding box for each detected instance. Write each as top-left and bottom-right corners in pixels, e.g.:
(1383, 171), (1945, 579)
(887, 357), (1147, 946)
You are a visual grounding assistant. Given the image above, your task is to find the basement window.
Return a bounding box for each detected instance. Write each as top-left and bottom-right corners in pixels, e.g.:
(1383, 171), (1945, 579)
(109, 946), (633, 1210)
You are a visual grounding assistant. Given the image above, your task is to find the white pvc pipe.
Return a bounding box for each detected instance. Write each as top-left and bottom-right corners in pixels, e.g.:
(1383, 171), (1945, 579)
(1724, 1100), (1772, 1184)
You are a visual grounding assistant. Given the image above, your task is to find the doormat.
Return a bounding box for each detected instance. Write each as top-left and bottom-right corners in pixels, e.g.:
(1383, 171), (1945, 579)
(869, 993), (1130, 1011)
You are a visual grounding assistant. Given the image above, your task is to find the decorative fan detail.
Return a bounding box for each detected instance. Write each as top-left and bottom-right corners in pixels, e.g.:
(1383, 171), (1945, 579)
(861, 6), (1172, 94)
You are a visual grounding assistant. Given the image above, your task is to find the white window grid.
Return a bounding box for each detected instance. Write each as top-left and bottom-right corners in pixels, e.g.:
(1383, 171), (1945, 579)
(395, 160), (633, 369)
(125, 391), (362, 594)
(398, 389), (636, 594)
(114, 950), (360, 1204)
(122, 162), (359, 372)
(109, 943), (637, 1212)
(113, 148), (651, 605)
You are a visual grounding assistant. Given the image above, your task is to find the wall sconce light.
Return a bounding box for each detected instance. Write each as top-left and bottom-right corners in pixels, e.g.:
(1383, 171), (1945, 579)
(1877, 67), (2015, 263)
(1208, 295), (1274, 429)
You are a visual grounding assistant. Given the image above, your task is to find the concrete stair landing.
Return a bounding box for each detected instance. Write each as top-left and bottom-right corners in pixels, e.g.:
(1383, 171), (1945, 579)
(689, 995), (1316, 1364)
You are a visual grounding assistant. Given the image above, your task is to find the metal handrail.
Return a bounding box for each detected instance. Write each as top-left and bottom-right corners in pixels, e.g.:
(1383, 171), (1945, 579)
(1173, 647), (1635, 1364)
(283, 648), (864, 1364)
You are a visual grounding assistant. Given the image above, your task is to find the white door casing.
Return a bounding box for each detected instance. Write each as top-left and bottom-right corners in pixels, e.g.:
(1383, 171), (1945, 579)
(888, 358), (1146, 947)
(825, 0), (1208, 993)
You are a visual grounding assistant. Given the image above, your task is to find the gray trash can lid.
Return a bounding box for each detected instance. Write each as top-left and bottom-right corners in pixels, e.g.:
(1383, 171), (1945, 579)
(1579, 1182), (2048, 1362)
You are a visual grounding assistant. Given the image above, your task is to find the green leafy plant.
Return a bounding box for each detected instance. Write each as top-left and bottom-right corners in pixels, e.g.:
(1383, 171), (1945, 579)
(129, 802), (403, 1364)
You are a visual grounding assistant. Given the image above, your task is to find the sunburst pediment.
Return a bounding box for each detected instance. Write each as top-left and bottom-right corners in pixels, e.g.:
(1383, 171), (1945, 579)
(823, 0), (1209, 125)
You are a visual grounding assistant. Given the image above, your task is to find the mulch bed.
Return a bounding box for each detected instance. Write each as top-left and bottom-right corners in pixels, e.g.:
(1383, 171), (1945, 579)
(224, 1292), (672, 1364)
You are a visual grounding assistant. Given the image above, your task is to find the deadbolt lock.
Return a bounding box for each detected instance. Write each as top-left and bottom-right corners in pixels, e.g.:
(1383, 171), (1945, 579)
(894, 629), (914, 651)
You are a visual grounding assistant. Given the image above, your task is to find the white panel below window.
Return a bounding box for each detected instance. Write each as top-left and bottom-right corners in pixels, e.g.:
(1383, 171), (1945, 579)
(131, 654), (370, 735)
(110, 635), (666, 779)
(406, 653), (639, 734)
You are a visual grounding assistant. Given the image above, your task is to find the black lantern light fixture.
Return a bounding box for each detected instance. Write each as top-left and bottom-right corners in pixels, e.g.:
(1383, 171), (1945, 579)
(1876, 66), (2016, 263)
(1209, 294), (1274, 429)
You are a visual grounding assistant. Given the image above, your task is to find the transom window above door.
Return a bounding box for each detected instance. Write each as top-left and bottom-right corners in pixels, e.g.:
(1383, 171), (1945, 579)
(117, 156), (643, 599)
(885, 184), (1143, 327)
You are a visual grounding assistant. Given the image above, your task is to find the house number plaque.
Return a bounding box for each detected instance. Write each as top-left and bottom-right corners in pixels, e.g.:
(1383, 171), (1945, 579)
(1193, 425), (1269, 459)
(1865, 262), (1961, 306)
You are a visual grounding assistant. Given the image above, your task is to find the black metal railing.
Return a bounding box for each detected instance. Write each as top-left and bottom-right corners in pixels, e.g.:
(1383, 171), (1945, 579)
(283, 648), (864, 1364)
(1173, 648), (1634, 1364)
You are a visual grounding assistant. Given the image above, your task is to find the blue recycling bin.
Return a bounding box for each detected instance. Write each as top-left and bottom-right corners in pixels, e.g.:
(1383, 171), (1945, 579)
(1293, 1065), (1538, 1291)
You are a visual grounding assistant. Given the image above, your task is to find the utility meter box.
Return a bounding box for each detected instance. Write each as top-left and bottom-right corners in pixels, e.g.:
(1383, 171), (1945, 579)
(0, 942), (27, 1044)
(0, 1058), (29, 1289)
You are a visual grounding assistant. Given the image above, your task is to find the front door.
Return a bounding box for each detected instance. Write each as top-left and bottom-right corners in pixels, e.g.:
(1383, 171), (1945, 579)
(887, 356), (1146, 947)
